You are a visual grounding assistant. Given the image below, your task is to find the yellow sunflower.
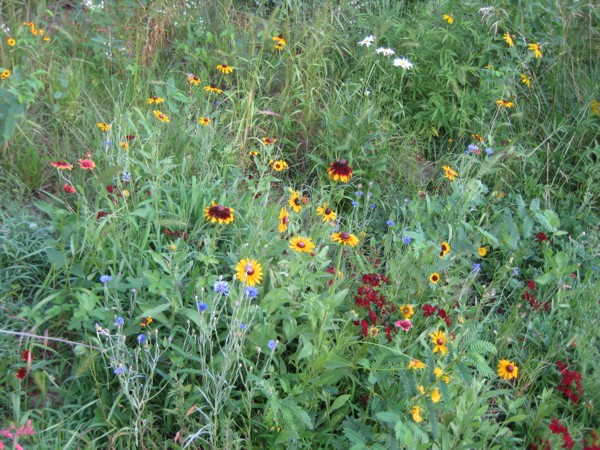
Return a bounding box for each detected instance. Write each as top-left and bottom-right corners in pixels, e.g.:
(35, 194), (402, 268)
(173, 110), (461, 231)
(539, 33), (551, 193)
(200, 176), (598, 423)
(429, 272), (441, 284)
(199, 117), (211, 126)
(528, 43), (542, 59)
(316, 204), (337, 222)
(147, 96), (164, 105)
(442, 165), (458, 181)
(430, 330), (448, 356)
(96, 122), (111, 131)
(442, 14), (454, 24)
(289, 236), (315, 253)
(7, 38), (16, 46)
(331, 231), (359, 247)
(262, 137), (277, 145)
(235, 258), (263, 286)
(216, 63), (234, 74)
(153, 110), (170, 123)
(439, 241), (451, 258)
(520, 74), (531, 88)
(496, 99), (515, 108)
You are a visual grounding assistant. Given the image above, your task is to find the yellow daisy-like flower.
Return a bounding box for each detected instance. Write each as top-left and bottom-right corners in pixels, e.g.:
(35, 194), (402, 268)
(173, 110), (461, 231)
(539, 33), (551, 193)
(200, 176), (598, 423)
(316, 204), (337, 222)
(262, 137), (277, 145)
(288, 190), (303, 213)
(331, 231), (359, 247)
(122, 189), (130, 199)
(327, 159), (353, 182)
(7, 38), (16, 46)
(153, 110), (170, 123)
(187, 74), (200, 85)
(43, 36), (50, 42)
(430, 330), (448, 356)
(140, 316), (153, 327)
(235, 258), (264, 286)
(278, 208), (289, 233)
(478, 247), (487, 257)
(429, 272), (441, 284)
(497, 359), (519, 380)
(434, 367), (450, 383)
(430, 388), (442, 403)
(270, 160), (288, 171)
(439, 241), (451, 258)
(119, 141), (129, 150)
(204, 202), (235, 224)
(496, 99), (515, 108)
(289, 236), (316, 253)
(417, 385), (425, 395)
(400, 304), (415, 320)
(442, 164), (458, 181)
(204, 83), (223, 94)
(411, 406), (423, 423)
(520, 74), (531, 88)
(199, 117), (211, 126)
(1, 70), (10, 79)
(272, 34), (286, 46)
(528, 43), (542, 59)
(147, 96), (165, 105)
(408, 359), (426, 370)
(442, 14), (454, 24)
(274, 43), (285, 51)
(216, 63), (234, 74)
(591, 99), (600, 115)
(96, 122), (110, 131)
(503, 32), (514, 47)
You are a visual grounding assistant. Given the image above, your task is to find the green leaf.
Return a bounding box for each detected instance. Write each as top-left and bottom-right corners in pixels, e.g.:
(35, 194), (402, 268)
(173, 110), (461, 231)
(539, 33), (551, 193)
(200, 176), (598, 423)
(534, 272), (555, 285)
(330, 394), (351, 412)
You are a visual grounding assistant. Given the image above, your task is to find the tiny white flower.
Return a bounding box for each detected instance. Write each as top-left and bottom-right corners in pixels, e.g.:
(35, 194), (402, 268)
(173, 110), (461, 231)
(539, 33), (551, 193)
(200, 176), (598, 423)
(375, 47), (395, 57)
(358, 35), (376, 47)
(393, 57), (413, 69)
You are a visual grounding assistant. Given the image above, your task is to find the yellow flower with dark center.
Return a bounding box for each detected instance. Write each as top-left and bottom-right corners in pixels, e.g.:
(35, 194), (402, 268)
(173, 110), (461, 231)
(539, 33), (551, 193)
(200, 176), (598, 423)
(235, 258), (263, 286)
(408, 359), (426, 370)
(478, 247), (487, 257)
(591, 99), (600, 115)
(272, 34), (286, 46)
(431, 388), (442, 403)
(442, 165), (458, 181)
(434, 367), (450, 383)
(216, 63), (234, 74)
(472, 133), (483, 143)
(199, 117), (211, 126)
(270, 160), (288, 171)
(1, 70), (10, 79)
(442, 14), (454, 24)
(249, 151), (259, 157)
(51, 161), (74, 170)
(96, 122), (111, 131)
(439, 241), (451, 258)
(400, 304), (415, 320)
(274, 43), (285, 51)
(411, 406), (423, 423)
(153, 110), (170, 123)
(316, 204), (337, 222)
(278, 208), (289, 232)
(262, 137), (277, 145)
(496, 99), (515, 108)
(7, 38), (16, 46)
(289, 236), (315, 253)
(430, 330), (448, 356)
(503, 32), (514, 47)
(288, 190), (303, 213)
(429, 272), (440, 284)
(528, 43), (542, 58)
(187, 74), (200, 85)
(43, 36), (50, 42)
(520, 74), (531, 88)
(147, 96), (164, 105)
(327, 159), (353, 182)
(497, 359), (519, 380)
(204, 84), (223, 94)
(119, 141), (129, 150)
(331, 231), (359, 247)
(204, 202), (235, 224)
(140, 316), (152, 327)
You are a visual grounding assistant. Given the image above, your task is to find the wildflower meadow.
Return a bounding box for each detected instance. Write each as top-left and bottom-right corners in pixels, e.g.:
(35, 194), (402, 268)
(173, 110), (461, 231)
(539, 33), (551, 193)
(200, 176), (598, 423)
(1, 0), (599, 448)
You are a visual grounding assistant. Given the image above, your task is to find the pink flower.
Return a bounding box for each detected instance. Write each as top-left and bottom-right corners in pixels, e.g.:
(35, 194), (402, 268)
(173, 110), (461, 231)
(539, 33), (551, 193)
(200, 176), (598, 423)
(395, 319), (412, 331)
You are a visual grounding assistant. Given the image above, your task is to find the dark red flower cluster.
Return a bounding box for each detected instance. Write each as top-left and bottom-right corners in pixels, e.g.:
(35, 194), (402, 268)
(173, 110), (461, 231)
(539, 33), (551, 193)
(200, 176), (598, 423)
(529, 438), (550, 450)
(535, 232), (549, 243)
(556, 361), (583, 404)
(164, 229), (189, 240)
(16, 350), (34, 380)
(583, 431), (600, 450)
(97, 210), (111, 220)
(422, 303), (452, 326)
(549, 418), (574, 449)
(523, 280), (549, 312)
(353, 273), (398, 342)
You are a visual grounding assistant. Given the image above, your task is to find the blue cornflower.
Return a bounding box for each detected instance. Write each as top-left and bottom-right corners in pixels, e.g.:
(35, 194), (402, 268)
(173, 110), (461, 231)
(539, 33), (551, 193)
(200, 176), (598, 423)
(240, 323), (248, 330)
(485, 147), (493, 155)
(593, 266), (598, 272)
(115, 317), (124, 327)
(99, 274), (112, 284)
(268, 339), (278, 351)
(114, 365), (125, 375)
(472, 263), (482, 272)
(122, 171), (132, 183)
(351, 201), (358, 207)
(137, 334), (146, 344)
(355, 190), (363, 197)
(244, 286), (259, 299)
(197, 301), (208, 312)
(105, 141), (112, 146)
(369, 203), (376, 209)
(468, 144), (479, 152)
(513, 268), (520, 276)
(213, 279), (230, 296)
(386, 220), (394, 226)
(402, 236), (412, 245)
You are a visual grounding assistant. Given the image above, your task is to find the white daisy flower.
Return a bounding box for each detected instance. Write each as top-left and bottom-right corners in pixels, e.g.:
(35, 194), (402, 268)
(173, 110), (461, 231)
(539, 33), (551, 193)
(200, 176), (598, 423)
(375, 47), (395, 56)
(358, 35), (376, 47)
(393, 57), (413, 69)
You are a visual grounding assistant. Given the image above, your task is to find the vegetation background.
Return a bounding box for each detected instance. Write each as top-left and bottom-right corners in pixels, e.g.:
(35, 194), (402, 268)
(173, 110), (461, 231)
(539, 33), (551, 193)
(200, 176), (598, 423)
(0, 0), (598, 448)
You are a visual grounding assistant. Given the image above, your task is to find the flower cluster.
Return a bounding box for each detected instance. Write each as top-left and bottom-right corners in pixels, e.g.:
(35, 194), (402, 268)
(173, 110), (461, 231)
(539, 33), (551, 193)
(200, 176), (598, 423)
(522, 280), (549, 312)
(353, 273), (401, 342)
(548, 419), (574, 449)
(422, 303), (452, 327)
(555, 361), (584, 404)
(357, 35), (413, 70)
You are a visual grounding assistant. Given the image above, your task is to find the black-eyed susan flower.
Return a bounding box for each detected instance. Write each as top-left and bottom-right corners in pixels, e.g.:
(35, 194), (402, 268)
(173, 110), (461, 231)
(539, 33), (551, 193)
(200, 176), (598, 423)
(140, 316), (153, 327)
(199, 117), (211, 126)
(429, 272), (441, 284)
(400, 304), (415, 320)
(147, 96), (164, 105)
(272, 34), (286, 46)
(278, 208), (289, 232)
(96, 122), (111, 131)
(7, 38), (16, 46)
(270, 160), (288, 171)
(204, 83), (223, 94)
(496, 99), (515, 108)
(520, 74), (531, 88)
(153, 110), (170, 123)
(408, 359), (426, 370)
(431, 388), (442, 403)
(205, 202), (234, 224)
(497, 359), (519, 380)
(442, 14), (454, 24)
(288, 190), (303, 213)
(187, 73), (200, 85)
(430, 330), (448, 356)
(289, 236), (315, 253)
(478, 247), (487, 257)
(51, 160), (74, 170)
(1, 70), (10, 79)
(262, 137), (277, 145)
(503, 32), (514, 47)
(119, 141), (129, 150)
(216, 63), (234, 74)
(434, 366), (450, 383)
(528, 43), (542, 58)
(274, 43), (285, 51)
(79, 159), (96, 170)
(439, 241), (451, 258)
(327, 159), (352, 182)
(249, 151), (259, 158)
(442, 165), (458, 181)
(235, 258), (263, 286)
(331, 231), (359, 247)
(411, 406), (423, 423)
(316, 204), (337, 222)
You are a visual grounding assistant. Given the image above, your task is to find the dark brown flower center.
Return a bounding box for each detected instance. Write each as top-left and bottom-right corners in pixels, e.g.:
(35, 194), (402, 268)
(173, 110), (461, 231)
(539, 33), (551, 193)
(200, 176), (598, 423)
(282, 216), (289, 224)
(246, 269), (254, 275)
(294, 198), (300, 206)
(211, 84), (217, 88)
(506, 365), (514, 373)
(222, 64), (228, 68)
(297, 241), (306, 248)
(437, 339), (444, 345)
(341, 232), (350, 239)
(325, 208), (331, 215)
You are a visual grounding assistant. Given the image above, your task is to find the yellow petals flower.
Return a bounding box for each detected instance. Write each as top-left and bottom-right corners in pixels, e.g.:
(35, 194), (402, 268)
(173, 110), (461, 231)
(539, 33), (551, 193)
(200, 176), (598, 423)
(528, 43), (542, 58)
(316, 204), (337, 222)
(503, 32), (514, 47)
(520, 74), (531, 88)
(204, 84), (223, 94)
(417, 385), (425, 395)
(278, 208), (289, 232)
(442, 14), (454, 24)
(204, 202), (235, 224)
(408, 359), (426, 370)
(262, 137), (277, 145)
(497, 359), (519, 380)
(289, 236), (316, 253)
(270, 160), (288, 171)
(590, 99), (600, 115)
(434, 367), (450, 383)
(7, 38), (16, 46)
(496, 99), (515, 108)
(439, 241), (451, 258)
(430, 330), (448, 356)
(327, 159), (353, 182)
(199, 117), (211, 126)
(235, 258), (264, 286)
(140, 316), (153, 327)
(43, 36), (51, 42)
(442, 164), (458, 181)
(400, 304), (415, 320)
(96, 122), (111, 131)
(187, 73), (200, 85)
(288, 190), (303, 213)
(153, 110), (170, 123)
(1, 70), (10, 79)
(429, 272), (441, 284)
(147, 96), (165, 105)
(119, 141), (129, 150)
(216, 63), (234, 74)
(478, 247), (487, 257)
(431, 388), (442, 403)
(331, 231), (359, 247)
(411, 406), (423, 423)
(272, 34), (286, 46)
(122, 189), (130, 199)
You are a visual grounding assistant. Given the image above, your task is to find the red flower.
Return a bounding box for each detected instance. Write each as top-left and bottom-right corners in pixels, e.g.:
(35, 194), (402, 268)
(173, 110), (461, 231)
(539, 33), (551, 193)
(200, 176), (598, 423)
(50, 160), (73, 170)
(78, 159), (96, 170)
(535, 232), (549, 243)
(556, 361), (583, 404)
(16, 368), (28, 379)
(527, 280), (536, 290)
(21, 350), (33, 363)
(549, 419), (567, 434)
(327, 159), (353, 182)
(63, 183), (76, 194)
(423, 304), (438, 317)
(97, 211), (110, 220)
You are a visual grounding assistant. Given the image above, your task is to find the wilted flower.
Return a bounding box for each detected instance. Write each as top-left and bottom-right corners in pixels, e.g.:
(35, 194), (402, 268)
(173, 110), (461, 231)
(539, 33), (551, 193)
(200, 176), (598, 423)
(63, 184), (76, 194)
